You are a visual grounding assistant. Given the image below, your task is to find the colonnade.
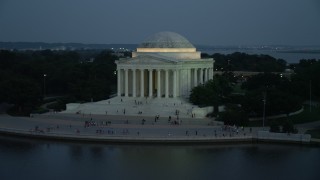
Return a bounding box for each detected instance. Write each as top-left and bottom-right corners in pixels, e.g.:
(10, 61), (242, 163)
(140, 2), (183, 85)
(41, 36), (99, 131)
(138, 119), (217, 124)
(117, 67), (214, 98)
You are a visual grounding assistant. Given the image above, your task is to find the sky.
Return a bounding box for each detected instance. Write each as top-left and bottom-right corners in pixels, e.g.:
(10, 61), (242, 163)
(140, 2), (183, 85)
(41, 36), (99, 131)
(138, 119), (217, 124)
(0, 0), (320, 46)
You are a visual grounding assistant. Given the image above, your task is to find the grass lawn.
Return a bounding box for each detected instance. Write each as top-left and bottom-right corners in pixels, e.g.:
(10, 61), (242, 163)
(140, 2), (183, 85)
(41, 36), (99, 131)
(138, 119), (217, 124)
(280, 106), (320, 124)
(248, 106), (320, 127)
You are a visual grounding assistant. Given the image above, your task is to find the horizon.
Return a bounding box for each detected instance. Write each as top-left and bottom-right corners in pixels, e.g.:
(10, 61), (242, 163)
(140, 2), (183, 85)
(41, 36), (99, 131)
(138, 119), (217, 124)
(1, 41), (320, 48)
(0, 0), (320, 46)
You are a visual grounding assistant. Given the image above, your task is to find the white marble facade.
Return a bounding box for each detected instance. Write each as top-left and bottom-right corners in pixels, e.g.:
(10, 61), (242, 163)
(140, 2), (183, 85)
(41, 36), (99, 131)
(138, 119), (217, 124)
(115, 32), (214, 98)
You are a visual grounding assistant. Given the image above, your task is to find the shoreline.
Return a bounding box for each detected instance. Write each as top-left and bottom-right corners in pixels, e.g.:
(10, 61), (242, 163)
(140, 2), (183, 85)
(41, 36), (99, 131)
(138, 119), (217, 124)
(0, 127), (254, 144)
(0, 127), (317, 146)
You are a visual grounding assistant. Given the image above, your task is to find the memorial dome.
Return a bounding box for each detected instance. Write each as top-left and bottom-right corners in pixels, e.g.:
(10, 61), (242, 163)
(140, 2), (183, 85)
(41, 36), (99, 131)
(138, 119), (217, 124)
(138, 31), (195, 48)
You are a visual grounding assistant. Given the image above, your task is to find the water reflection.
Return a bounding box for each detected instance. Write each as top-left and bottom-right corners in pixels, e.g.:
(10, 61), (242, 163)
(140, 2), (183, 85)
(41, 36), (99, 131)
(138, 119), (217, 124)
(0, 136), (319, 180)
(69, 145), (83, 161)
(90, 146), (104, 159)
(0, 136), (38, 153)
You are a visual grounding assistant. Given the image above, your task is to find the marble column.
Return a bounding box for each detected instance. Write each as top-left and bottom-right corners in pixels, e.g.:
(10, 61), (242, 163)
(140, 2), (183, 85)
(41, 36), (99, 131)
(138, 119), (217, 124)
(204, 68), (208, 82)
(193, 68), (198, 87)
(140, 69), (144, 97)
(176, 69), (180, 96)
(173, 70), (177, 98)
(157, 69), (161, 98)
(165, 69), (169, 98)
(125, 69), (128, 97)
(200, 68), (203, 84)
(211, 68), (214, 79)
(149, 69), (153, 97)
(117, 69), (121, 96)
(132, 69), (136, 97)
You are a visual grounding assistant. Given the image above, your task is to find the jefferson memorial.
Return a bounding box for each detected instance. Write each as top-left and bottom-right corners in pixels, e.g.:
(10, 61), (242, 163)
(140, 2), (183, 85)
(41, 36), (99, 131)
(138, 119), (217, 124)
(116, 31), (214, 98)
(65, 32), (215, 118)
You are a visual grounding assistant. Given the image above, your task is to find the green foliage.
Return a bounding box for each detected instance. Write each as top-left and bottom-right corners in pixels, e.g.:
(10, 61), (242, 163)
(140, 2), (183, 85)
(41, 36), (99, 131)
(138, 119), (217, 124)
(218, 104), (248, 126)
(266, 119), (297, 133)
(32, 107), (49, 114)
(277, 106), (320, 124)
(241, 73), (303, 117)
(46, 97), (74, 111)
(282, 119), (297, 133)
(0, 49), (118, 115)
(190, 75), (232, 113)
(241, 73), (284, 90)
(210, 52), (286, 72)
(305, 128), (320, 139)
(269, 121), (281, 132)
(0, 77), (41, 111)
(291, 59), (320, 100)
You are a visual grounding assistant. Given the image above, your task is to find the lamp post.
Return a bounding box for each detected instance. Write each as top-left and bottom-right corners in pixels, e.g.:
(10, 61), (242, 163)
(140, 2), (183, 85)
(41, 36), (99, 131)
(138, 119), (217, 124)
(43, 74), (47, 99)
(310, 80), (312, 112)
(262, 92), (266, 127)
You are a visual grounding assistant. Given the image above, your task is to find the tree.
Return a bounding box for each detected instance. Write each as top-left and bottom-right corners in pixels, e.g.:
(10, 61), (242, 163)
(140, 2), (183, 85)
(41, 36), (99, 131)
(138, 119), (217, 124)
(269, 121), (281, 133)
(218, 104), (248, 126)
(0, 77), (41, 113)
(211, 52), (286, 72)
(0, 49), (119, 114)
(190, 75), (232, 113)
(291, 59), (320, 100)
(282, 120), (296, 133)
(241, 73), (303, 117)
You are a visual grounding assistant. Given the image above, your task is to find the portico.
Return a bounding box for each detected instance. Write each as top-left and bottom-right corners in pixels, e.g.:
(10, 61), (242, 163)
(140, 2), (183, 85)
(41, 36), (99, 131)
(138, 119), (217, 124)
(117, 67), (214, 98)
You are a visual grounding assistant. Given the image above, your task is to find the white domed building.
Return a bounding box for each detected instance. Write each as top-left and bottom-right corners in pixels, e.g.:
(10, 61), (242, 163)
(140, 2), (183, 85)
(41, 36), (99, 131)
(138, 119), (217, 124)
(116, 32), (214, 98)
(65, 32), (215, 118)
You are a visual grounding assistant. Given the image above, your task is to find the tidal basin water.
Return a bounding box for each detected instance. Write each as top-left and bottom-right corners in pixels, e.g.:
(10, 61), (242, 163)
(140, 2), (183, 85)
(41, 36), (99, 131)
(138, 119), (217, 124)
(0, 136), (319, 180)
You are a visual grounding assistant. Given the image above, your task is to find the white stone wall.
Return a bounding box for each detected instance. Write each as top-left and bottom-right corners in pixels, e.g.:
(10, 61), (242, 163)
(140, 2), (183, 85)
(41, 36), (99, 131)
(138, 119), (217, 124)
(257, 131), (311, 143)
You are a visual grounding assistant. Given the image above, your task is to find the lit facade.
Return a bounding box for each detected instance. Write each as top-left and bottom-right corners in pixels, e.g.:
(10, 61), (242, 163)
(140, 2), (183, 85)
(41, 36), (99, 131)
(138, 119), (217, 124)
(115, 32), (214, 98)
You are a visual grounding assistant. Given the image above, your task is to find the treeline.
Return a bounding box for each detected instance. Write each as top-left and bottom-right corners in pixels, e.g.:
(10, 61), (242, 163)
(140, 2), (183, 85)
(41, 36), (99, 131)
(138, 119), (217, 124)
(202, 52), (287, 72)
(1, 49), (318, 117)
(190, 58), (320, 126)
(0, 49), (117, 115)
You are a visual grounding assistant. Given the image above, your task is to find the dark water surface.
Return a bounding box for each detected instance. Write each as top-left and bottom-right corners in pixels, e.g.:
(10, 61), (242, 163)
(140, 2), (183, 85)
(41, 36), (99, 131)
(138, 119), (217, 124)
(202, 49), (320, 64)
(0, 136), (319, 180)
